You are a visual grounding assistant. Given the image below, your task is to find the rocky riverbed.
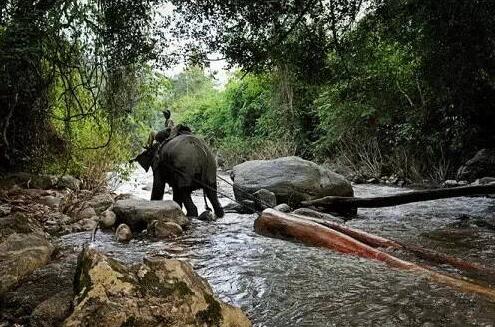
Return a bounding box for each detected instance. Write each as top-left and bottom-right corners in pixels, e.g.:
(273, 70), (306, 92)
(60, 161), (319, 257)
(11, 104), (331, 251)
(1, 155), (495, 326)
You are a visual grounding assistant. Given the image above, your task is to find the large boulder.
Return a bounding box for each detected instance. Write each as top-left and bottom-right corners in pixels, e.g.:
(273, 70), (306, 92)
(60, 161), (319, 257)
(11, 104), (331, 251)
(63, 247), (251, 327)
(0, 232), (54, 296)
(232, 156), (353, 207)
(87, 193), (114, 214)
(113, 199), (189, 232)
(1, 251), (77, 326)
(457, 149), (495, 182)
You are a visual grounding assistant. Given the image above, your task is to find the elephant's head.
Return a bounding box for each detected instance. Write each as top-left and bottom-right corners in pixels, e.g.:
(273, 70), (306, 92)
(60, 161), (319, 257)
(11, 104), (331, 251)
(134, 143), (160, 172)
(132, 124), (193, 172)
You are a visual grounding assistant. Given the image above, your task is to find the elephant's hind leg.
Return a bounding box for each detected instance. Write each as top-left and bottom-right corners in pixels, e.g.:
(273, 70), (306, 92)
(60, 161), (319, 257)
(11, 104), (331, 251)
(205, 185), (224, 218)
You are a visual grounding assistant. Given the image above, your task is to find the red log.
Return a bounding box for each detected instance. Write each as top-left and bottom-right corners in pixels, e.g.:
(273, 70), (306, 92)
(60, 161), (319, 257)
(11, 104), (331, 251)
(256, 209), (495, 301)
(291, 213), (495, 276)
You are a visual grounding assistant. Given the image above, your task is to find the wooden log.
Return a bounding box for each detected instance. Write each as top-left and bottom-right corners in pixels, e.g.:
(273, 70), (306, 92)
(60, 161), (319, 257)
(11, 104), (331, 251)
(301, 183), (495, 212)
(256, 209), (495, 301)
(291, 213), (495, 276)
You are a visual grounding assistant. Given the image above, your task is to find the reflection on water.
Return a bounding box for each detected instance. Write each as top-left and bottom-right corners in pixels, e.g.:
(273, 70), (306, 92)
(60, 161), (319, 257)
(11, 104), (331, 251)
(61, 167), (495, 326)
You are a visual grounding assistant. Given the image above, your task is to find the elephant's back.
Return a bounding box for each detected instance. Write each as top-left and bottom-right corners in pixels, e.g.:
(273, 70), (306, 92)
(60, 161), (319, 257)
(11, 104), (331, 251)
(161, 135), (217, 186)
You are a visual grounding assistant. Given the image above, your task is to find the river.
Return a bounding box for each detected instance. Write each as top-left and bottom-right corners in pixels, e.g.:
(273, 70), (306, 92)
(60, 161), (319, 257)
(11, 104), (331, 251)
(60, 167), (495, 326)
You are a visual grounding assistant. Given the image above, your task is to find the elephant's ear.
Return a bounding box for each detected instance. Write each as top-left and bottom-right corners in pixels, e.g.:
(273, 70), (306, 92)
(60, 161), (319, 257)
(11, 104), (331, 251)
(135, 150), (154, 172)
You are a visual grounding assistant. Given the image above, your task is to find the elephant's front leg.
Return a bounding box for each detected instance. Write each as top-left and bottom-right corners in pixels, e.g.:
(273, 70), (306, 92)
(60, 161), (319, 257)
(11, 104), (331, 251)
(172, 188), (183, 208)
(150, 171), (166, 200)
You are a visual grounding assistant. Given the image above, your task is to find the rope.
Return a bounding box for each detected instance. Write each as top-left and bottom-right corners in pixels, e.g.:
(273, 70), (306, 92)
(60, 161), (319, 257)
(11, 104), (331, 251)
(160, 161), (265, 215)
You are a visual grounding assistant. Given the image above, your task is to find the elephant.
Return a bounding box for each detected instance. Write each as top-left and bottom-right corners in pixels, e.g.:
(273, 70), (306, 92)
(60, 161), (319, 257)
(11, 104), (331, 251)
(133, 130), (224, 218)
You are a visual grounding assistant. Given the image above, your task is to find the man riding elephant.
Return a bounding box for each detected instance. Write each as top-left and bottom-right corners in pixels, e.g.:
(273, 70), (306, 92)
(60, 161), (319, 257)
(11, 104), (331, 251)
(147, 109), (176, 147)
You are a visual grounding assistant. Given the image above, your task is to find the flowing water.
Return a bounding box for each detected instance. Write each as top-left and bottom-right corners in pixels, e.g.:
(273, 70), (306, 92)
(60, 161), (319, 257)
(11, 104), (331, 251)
(61, 167), (495, 326)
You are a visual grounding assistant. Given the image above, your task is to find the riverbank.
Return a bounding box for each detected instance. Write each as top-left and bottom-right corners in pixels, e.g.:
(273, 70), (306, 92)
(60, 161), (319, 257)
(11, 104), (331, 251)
(2, 166), (495, 326)
(0, 172), (251, 326)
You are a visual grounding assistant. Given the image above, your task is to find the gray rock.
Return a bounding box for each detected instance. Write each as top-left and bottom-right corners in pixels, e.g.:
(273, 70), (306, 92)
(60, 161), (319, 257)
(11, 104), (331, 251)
(0, 233), (54, 296)
(87, 193), (114, 214)
(148, 220), (183, 239)
(0, 213), (44, 240)
(253, 188), (277, 209)
(457, 149), (495, 182)
(100, 210), (117, 229)
(198, 210), (216, 222)
(113, 199), (189, 232)
(1, 251), (77, 326)
(43, 212), (71, 235)
(80, 217), (99, 231)
(274, 203), (291, 213)
(64, 247), (251, 327)
(76, 206), (97, 221)
(115, 224), (132, 242)
(40, 195), (61, 207)
(0, 204), (11, 216)
(30, 290), (73, 327)
(232, 156), (353, 208)
(56, 175), (81, 191)
(0, 173), (58, 189)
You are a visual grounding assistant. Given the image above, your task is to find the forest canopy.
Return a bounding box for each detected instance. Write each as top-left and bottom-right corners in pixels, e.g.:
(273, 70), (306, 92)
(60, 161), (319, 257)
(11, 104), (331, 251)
(1, 0), (494, 185)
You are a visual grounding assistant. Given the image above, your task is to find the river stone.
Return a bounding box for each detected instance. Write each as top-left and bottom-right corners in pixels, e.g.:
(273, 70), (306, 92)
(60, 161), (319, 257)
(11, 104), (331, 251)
(253, 188), (277, 209)
(113, 199), (189, 232)
(457, 148), (495, 182)
(232, 156), (353, 207)
(115, 224), (132, 242)
(63, 247), (251, 327)
(0, 232), (54, 296)
(223, 202), (255, 214)
(87, 193), (114, 214)
(148, 220), (183, 239)
(274, 203), (291, 213)
(198, 210), (216, 222)
(100, 209), (117, 229)
(76, 206), (97, 221)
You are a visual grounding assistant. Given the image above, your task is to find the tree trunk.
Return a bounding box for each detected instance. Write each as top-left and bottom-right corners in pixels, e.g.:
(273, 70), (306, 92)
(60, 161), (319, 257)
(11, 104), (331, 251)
(301, 184), (495, 212)
(255, 209), (495, 301)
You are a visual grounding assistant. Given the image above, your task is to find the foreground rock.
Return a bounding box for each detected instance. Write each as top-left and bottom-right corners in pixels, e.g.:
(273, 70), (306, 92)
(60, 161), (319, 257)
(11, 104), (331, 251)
(0, 213), (54, 297)
(0, 232), (54, 296)
(1, 251), (78, 326)
(232, 156), (353, 207)
(113, 199), (189, 232)
(457, 148), (495, 182)
(64, 247), (251, 327)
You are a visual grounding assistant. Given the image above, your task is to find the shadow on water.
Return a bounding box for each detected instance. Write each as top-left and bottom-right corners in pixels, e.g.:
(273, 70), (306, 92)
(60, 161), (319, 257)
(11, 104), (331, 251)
(61, 168), (495, 326)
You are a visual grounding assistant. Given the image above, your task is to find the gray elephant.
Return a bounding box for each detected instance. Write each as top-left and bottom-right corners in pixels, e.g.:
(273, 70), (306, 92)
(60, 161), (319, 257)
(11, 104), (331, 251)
(132, 130), (224, 218)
